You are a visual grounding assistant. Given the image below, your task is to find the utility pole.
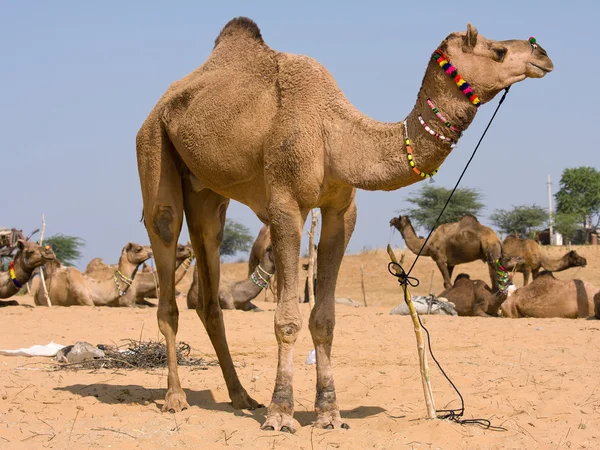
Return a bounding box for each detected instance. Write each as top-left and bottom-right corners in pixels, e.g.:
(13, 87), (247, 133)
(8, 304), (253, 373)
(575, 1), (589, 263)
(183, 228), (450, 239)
(547, 174), (553, 244)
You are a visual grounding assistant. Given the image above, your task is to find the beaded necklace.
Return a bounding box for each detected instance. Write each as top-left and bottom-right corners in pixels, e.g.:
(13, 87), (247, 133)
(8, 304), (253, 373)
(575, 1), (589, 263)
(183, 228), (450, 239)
(114, 269), (133, 296)
(402, 120), (439, 179)
(495, 259), (513, 294)
(9, 261), (23, 289)
(426, 99), (461, 133)
(432, 49), (481, 108)
(417, 115), (457, 147)
(250, 265), (274, 290)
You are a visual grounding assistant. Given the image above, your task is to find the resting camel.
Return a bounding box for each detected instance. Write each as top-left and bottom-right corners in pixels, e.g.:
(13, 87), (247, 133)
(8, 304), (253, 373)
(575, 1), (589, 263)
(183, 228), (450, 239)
(136, 17), (553, 430)
(0, 240), (55, 305)
(248, 225), (271, 276)
(438, 273), (509, 317)
(502, 235), (587, 285)
(391, 215), (505, 290)
(188, 244), (275, 311)
(35, 243), (151, 307)
(501, 271), (598, 319)
(85, 243), (193, 306)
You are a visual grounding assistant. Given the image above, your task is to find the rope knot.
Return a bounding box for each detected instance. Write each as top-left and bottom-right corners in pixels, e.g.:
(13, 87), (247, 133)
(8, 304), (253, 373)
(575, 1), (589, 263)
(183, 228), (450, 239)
(387, 262), (420, 287)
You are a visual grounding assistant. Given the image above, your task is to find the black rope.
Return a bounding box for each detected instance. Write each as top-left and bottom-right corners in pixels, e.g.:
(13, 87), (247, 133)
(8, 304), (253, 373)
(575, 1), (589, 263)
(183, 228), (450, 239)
(390, 87), (511, 431)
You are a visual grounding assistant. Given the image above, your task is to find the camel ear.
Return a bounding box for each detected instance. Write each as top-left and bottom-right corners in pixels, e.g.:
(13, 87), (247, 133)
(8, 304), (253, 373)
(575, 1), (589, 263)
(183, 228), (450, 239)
(125, 242), (133, 251)
(463, 23), (478, 52)
(17, 239), (25, 251)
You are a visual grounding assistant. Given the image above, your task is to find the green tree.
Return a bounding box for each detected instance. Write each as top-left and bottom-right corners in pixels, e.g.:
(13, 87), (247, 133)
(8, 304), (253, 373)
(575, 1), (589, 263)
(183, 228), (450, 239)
(553, 212), (580, 242)
(402, 185), (484, 231)
(44, 234), (85, 267)
(490, 205), (547, 239)
(555, 166), (600, 229)
(220, 219), (253, 258)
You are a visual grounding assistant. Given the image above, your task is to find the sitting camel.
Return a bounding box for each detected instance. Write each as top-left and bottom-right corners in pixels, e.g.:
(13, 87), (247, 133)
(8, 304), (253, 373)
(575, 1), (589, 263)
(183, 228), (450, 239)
(248, 225), (270, 276)
(187, 245), (275, 311)
(438, 273), (509, 317)
(85, 243), (194, 306)
(502, 235), (586, 285)
(0, 240), (56, 305)
(35, 243), (151, 307)
(501, 271), (598, 319)
(390, 214), (504, 290)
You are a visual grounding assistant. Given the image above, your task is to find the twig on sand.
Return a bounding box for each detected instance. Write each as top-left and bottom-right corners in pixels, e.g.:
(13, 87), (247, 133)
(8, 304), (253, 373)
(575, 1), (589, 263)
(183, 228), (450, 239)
(68, 407), (82, 445)
(91, 427), (137, 439)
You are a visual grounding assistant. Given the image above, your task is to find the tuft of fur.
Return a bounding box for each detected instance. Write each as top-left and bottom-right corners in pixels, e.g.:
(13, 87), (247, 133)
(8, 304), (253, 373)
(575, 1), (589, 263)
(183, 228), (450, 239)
(214, 17), (263, 48)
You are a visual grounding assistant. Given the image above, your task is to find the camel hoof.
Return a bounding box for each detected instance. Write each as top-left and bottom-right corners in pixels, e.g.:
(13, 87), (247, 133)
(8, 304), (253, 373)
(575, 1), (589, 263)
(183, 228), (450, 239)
(162, 390), (189, 413)
(261, 410), (299, 433)
(281, 426), (294, 434)
(231, 390), (263, 410)
(314, 410), (348, 430)
(341, 423), (350, 429)
(262, 425), (275, 431)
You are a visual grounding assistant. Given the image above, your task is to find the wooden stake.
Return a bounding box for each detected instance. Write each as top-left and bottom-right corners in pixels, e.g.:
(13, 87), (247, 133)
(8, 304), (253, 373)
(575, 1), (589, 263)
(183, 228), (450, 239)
(307, 209), (319, 310)
(360, 264), (368, 307)
(387, 244), (436, 419)
(38, 214), (52, 307)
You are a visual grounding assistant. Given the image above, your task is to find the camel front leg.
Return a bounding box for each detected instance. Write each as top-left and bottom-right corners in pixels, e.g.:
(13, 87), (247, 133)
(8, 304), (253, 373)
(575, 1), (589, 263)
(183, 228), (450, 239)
(184, 187), (261, 410)
(262, 200), (306, 433)
(435, 259), (453, 289)
(523, 270), (531, 286)
(310, 201), (356, 429)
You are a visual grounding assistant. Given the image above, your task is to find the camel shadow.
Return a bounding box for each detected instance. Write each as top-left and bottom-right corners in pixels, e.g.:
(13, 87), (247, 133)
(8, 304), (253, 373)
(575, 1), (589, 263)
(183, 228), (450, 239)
(55, 383), (385, 426)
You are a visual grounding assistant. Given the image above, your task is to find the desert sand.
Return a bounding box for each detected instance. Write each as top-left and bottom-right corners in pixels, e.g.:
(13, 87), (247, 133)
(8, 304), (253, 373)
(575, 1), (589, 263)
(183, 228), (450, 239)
(1, 245), (599, 449)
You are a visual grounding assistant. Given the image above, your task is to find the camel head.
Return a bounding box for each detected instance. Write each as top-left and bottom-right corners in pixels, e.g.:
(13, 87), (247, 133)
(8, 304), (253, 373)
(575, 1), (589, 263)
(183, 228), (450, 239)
(390, 215), (414, 232)
(496, 253), (523, 272)
(438, 24), (554, 104)
(261, 244), (276, 274)
(123, 242), (152, 266)
(176, 243), (193, 263)
(565, 250), (587, 268)
(15, 239), (56, 269)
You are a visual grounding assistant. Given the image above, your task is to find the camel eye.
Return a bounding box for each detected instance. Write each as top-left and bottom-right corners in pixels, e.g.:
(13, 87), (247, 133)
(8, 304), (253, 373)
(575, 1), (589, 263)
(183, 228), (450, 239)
(492, 47), (507, 62)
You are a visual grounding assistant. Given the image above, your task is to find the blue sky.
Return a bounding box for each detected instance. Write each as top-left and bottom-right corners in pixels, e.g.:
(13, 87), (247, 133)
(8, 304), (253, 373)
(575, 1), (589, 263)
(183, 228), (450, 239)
(2, 1), (597, 267)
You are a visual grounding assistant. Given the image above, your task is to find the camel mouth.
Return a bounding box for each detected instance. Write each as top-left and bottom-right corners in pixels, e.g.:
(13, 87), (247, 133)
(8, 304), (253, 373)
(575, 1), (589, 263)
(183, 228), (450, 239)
(528, 62), (552, 74)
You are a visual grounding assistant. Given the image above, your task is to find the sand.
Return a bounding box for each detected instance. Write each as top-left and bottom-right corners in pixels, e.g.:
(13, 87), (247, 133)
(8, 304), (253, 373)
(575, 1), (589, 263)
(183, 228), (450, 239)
(1, 245), (599, 449)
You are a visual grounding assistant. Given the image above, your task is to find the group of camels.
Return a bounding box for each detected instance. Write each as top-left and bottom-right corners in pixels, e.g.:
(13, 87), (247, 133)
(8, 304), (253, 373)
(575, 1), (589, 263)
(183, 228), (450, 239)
(390, 214), (593, 318)
(7, 16), (591, 433)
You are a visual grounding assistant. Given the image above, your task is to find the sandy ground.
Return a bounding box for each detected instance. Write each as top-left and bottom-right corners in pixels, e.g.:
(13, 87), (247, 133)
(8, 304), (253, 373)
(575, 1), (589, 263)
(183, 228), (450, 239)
(1, 245), (600, 449)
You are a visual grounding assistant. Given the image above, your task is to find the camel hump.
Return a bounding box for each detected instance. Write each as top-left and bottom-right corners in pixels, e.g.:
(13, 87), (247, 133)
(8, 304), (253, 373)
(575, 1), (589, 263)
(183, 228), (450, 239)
(458, 214), (479, 224)
(214, 17), (264, 48)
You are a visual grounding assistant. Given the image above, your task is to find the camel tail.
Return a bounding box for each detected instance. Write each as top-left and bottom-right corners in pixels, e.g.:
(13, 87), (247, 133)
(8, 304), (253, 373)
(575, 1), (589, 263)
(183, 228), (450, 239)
(214, 17), (264, 48)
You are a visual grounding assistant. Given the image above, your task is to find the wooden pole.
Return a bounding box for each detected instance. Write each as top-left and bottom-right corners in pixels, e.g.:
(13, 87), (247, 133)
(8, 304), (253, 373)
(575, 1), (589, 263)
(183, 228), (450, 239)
(38, 214), (52, 307)
(307, 209), (319, 310)
(360, 264), (368, 307)
(387, 244), (436, 419)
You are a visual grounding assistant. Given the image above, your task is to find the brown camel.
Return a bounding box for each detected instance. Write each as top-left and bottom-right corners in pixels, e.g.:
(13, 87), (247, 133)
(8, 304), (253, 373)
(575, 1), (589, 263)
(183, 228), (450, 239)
(188, 244), (275, 311)
(136, 17), (552, 430)
(501, 271), (598, 319)
(391, 215), (505, 290)
(85, 243), (193, 306)
(438, 273), (509, 317)
(0, 240), (56, 303)
(34, 243), (151, 307)
(594, 291), (600, 319)
(502, 235), (587, 285)
(248, 225), (271, 276)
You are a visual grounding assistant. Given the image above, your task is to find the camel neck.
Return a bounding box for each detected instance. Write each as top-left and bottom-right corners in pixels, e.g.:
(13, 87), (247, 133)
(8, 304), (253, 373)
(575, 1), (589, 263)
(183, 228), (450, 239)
(539, 252), (569, 271)
(393, 220), (428, 256)
(0, 256), (33, 296)
(116, 253), (140, 284)
(327, 56), (478, 191)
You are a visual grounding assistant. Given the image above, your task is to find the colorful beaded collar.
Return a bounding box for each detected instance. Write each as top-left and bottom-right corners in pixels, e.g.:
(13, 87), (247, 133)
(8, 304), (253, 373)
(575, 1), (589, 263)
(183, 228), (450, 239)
(9, 261), (23, 289)
(403, 121), (439, 179)
(433, 49), (481, 108)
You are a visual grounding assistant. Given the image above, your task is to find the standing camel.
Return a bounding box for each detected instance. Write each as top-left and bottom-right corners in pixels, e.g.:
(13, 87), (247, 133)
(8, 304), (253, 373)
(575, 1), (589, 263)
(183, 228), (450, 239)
(0, 240), (55, 304)
(502, 235), (587, 285)
(136, 17), (553, 431)
(390, 215), (505, 290)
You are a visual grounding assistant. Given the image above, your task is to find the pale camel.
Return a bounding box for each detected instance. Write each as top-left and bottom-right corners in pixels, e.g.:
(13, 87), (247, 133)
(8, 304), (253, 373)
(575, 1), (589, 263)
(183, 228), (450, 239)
(438, 273), (508, 317)
(390, 214), (505, 290)
(187, 244), (275, 311)
(34, 243), (151, 307)
(85, 243), (193, 306)
(0, 240), (56, 302)
(501, 271), (598, 318)
(502, 235), (587, 285)
(136, 17), (553, 430)
(248, 225), (270, 276)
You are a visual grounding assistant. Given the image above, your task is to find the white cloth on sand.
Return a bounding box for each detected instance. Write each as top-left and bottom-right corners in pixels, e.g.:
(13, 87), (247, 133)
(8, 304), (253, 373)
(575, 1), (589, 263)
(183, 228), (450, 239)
(0, 342), (66, 357)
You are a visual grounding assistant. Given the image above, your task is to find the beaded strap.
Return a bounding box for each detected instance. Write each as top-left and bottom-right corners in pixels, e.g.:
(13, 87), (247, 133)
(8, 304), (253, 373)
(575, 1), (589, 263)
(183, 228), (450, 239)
(9, 261), (22, 289)
(426, 99), (461, 133)
(402, 121), (439, 179)
(418, 115), (457, 147)
(114, 269), (133, 296)
(433, 49), (481, 108)
(495, 259), (513, 294)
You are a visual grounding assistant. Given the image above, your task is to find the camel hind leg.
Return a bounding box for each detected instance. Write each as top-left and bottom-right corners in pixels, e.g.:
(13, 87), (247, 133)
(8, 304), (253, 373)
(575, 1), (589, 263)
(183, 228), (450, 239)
(182, 180), (262, 410)
(137, 120), (186, 412)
